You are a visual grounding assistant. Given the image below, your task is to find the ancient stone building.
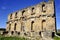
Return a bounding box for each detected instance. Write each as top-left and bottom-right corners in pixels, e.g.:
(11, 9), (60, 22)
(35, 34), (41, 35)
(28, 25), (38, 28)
(6, 0), (56, 40)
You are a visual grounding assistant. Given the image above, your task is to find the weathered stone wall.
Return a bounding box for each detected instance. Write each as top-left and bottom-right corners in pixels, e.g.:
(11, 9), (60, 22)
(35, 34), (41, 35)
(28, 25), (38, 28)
(6, 0), (56, 39)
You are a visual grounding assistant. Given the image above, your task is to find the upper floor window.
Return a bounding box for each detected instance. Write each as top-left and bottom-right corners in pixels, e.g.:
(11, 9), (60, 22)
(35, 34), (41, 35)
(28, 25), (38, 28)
(42, 4), (46, 13)
(15, 12), (17, 18)
(32, 7), (34, 12)
(22, 10), (25, 15)
(10, 14), (12, 19)
(22, 17), (26, 21)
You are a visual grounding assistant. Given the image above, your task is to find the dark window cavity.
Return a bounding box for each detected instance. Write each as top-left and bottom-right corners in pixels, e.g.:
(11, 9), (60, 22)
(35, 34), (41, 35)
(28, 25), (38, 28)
(39, 32), (41, 36)
(18, 32), (20, 35)
(32, 7), (34, 12)
(31, 21), (34, 31)
(52, 32), (55, 38)
(15, 12), (17, 18)
(11, 31), (14, 35)
(42, 20), (46, 31)
(42, 4), (46, 13)
(10, 14), (12, 19)
(22, 10), (25, 15)
(14, 23), (17, 30)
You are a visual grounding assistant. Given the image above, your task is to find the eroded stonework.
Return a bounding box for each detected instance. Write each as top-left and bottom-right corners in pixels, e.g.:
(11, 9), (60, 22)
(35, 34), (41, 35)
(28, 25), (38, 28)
(6, 0), (56, 40)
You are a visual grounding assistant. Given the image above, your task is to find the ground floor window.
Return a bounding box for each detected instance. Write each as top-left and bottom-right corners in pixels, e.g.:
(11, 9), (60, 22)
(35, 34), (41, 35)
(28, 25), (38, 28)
(31, 21), (34, 31)
(14, 23), (17, 30)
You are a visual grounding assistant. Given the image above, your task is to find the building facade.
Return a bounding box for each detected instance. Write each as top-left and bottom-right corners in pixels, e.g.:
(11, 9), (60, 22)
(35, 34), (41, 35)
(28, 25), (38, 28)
(6, 0), (56, 39)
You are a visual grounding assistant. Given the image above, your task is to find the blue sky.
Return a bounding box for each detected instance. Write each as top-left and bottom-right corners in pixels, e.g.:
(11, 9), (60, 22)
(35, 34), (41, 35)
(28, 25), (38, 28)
(0, 0), (60, 29)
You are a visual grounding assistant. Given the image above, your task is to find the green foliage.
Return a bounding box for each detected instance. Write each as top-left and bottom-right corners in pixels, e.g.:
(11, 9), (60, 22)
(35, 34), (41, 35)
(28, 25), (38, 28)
(54, 36), (60, 40)
(0, 36), (27, 40)
(0, 35), (60, 40)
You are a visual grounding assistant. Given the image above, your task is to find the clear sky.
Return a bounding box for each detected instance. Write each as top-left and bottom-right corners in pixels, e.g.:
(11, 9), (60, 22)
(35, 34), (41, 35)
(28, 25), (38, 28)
(0, 0), (60, 29)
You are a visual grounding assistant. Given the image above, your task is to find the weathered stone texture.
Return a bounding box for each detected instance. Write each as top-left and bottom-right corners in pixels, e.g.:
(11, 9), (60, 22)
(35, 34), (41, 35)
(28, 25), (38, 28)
(6, 0), (56, 40)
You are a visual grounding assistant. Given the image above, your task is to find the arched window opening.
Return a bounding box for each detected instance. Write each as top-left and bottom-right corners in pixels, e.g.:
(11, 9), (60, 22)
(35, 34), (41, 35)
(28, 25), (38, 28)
(14, 23), (17, 30)
(24, 33), (27, 36)
(52, 32), (55, 38)
(22, 10), (25, 15)
(11, 31), (14, 35)
(32, 7), (34, 12)
(42, 20), (46, 22)
(39, 32), (41, 37)
(42, 20), (46, 31)
(10, 14), (12, 19)
(31, 21), (34, 32)
(42, 4), (46, 13)
(18, 32), (20, 35)
(15, 12), (17, 18)
(9, 24), (11, 31)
